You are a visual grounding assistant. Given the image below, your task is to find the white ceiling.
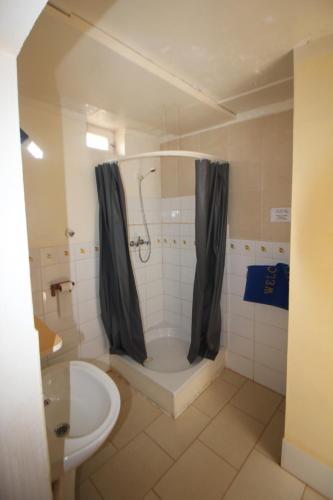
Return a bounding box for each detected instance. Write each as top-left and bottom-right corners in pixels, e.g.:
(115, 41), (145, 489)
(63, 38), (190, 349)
(18, 0), (333, 135)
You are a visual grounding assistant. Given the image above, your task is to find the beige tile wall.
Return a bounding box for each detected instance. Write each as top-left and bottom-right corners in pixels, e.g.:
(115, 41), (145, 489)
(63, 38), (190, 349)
(161, 110), (293, 242)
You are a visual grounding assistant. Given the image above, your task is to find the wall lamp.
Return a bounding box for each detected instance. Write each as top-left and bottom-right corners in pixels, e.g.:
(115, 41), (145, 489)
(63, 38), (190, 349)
(20, 128), (44, 159)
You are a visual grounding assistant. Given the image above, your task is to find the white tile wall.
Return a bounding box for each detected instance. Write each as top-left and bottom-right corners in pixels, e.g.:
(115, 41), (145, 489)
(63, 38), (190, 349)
(78, 298), (99, 324)
(75, 258), (98, 282)
(229, 333), (254, 359)
(79, 317), (104, 343)
(225, 238), (290, 394)
(180, 283), (192, 301)
(76, 278), (98, 303)
(254, 363), (286, 394)
(254, 322), (288, 352)
(226, 350), (254, 379)
(159, 197), (196, 338)
(29, 242), (107, 366)
(79, 335), (108, 360)
(229, 313), (254, 339)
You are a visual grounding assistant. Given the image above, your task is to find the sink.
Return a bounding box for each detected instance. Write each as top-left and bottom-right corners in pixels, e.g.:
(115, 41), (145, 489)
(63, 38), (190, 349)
(42, 360), (120, 481)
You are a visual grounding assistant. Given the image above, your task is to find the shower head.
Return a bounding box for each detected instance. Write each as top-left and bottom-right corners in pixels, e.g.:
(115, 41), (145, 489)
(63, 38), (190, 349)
(138, 168), (157, 181)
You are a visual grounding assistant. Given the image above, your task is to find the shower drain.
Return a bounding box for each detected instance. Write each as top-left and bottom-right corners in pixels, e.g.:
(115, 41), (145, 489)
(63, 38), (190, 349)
(54, 422), (70, 438)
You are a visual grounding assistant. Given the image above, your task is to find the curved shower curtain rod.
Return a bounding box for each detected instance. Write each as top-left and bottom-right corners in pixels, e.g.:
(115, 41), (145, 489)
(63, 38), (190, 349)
(112, 150), (225, 164)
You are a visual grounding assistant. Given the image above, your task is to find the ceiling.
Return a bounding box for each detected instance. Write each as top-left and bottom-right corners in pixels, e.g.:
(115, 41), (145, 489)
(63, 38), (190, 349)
(18, 0), (333, 135)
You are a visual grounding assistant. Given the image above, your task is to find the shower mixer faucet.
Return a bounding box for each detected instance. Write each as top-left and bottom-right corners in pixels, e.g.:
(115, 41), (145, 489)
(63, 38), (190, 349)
(129, 236), (148, 247)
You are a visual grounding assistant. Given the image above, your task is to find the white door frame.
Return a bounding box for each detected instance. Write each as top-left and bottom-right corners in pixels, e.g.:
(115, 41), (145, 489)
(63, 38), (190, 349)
(0, 2), (52, 499)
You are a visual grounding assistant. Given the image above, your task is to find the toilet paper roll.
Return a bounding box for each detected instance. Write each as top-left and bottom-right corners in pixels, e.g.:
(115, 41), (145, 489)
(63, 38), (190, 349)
(59, 281), (74, 293)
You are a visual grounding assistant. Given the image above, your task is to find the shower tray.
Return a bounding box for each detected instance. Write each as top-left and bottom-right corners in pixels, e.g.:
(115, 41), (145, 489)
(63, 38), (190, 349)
(110, 326), (225, 417)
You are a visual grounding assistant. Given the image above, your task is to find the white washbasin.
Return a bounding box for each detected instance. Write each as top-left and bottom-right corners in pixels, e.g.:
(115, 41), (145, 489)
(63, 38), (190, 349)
(42, 360), (120, 481)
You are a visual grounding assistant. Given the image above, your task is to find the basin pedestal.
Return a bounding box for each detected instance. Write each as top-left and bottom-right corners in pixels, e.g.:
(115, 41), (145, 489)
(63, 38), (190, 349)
(53, 469), (76, 500)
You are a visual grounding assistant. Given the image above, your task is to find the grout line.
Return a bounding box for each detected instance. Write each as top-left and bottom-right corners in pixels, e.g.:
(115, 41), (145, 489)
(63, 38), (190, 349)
(142, 436), (178, 495)
(219, 468), (242, 500)
(216, 387), (270, 499)
(190, 378), (240, 418)
(144, 407), (215, 462)
(228, 398), (281, 426)
(221, 378), (288, 498)
(300, 489), (306, 500)
(151, 488), (163, 500)
(219, 398), (284, 499)
(106, 391), (163, 450)
(143, 429), (176, 462)
(192, 396), (229, 419)
(232, 372), (284, 393)
(197, 438), (239, 472)
(138, 380), (244, 492)
(255, 447), (282, 463)
(86, 371), (288, 500)
(220, 370), (249, 388)
(254, 402), (283, 450)
(195, 396), (258, 459)
(219, 448), (250, 500)
(89, 476), (107, 500)
(278, 400), (285, 413)
(254, 448), (307, 499)
(214, 368), (249, 391)
(252, 404), (309, 496)
(96, 425), (174, 493)
(192, 379), (245, 437)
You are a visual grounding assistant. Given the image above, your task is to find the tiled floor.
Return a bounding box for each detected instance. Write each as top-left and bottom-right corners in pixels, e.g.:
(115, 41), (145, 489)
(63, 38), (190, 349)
(77, 368), (327, 500)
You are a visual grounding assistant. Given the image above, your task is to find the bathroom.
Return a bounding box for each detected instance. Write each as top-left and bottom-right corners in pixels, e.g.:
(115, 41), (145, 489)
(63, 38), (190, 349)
(1, 1), (333, 500)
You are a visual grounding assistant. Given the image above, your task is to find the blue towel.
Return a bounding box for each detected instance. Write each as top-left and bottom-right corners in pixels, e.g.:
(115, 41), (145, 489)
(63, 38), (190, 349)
(243, 263), (289, 310)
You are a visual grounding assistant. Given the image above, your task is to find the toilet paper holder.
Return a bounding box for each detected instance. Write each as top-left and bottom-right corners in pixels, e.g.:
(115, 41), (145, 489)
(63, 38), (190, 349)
(50, 280), (75, 297)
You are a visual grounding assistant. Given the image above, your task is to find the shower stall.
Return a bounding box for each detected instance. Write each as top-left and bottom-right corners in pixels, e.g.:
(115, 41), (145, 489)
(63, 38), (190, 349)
(129, 160), (197, 374)
(97, 151), (229, 417)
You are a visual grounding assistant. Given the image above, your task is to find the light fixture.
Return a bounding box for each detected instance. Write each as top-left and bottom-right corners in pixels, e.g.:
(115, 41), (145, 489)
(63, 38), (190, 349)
(20, 128), (44, 159)
(27, 141), (44, 159)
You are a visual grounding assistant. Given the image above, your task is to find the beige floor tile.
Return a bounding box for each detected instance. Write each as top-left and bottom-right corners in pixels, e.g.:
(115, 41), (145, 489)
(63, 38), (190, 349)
(155, 440), (236, 500)
(92, 433), (173, 500)
(108, 369), (135, 402)
(224, 450), (304, 500)
(219, 368), (248, 388)
(143, 491), (160, 500)
(303, 486), (328, 500)
(146, 405), (210, 459)
(230, 380), (282, 423)
(278, 398), (286, 413)
(77, 441), (117, 484)
(256, 410), (284, 463)
(200, 404), (264, 469)
(79, 479), (103, 500)
(110, 392), (161, 449)
(192, 376), (239, 417)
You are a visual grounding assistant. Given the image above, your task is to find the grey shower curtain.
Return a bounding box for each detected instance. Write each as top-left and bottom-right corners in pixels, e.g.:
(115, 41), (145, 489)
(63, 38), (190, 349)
(95, 162), (147, 364)
(188, 160), (229, 363)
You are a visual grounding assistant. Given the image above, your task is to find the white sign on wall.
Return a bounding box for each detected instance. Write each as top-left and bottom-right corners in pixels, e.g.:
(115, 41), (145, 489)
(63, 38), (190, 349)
(270, 207), (291, 222)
